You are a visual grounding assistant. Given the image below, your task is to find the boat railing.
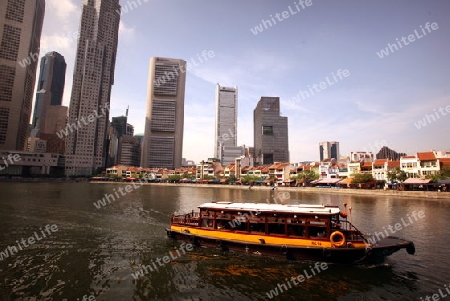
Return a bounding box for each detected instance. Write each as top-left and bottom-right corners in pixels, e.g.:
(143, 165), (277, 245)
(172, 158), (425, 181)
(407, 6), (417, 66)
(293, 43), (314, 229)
(336, 220), (368, 242)
(171, 212), (200, 226)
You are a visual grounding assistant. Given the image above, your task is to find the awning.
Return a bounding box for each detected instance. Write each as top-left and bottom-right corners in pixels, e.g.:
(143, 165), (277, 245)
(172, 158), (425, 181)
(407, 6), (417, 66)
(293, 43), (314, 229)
(403, 178), (431, 184)
(310, 179), (320, 184)
(339, 178), (353, 184)
(317, 178), (342, 184)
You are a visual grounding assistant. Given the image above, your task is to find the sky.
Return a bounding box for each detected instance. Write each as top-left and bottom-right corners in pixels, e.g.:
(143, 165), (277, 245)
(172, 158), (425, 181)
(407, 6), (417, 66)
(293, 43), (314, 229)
(36, 0), (450, 163)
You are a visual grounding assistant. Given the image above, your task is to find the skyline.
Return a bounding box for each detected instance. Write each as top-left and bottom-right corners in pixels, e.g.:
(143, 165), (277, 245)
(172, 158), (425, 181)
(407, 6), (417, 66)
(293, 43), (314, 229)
(35, 0), (450, 163)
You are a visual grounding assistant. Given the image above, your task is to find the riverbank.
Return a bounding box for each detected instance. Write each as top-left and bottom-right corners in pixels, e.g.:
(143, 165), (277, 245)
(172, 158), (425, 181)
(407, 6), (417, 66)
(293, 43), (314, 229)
(89, 181), (450, 200)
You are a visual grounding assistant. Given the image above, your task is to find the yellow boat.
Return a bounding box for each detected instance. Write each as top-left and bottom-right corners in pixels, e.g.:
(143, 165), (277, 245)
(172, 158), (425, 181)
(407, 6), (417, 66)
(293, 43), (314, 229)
(166, 202), (415, 264)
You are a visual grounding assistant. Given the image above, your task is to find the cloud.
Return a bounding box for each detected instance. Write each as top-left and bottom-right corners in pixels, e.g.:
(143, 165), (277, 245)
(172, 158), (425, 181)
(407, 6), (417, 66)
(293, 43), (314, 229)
(40, 31), (79, 54)
(46, 0), (77, 19)
(119, 21), (136, 39)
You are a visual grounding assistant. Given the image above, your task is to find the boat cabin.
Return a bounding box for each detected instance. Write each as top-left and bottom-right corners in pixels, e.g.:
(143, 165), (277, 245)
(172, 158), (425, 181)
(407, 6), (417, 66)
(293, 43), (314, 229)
(171, 202), (364, 242)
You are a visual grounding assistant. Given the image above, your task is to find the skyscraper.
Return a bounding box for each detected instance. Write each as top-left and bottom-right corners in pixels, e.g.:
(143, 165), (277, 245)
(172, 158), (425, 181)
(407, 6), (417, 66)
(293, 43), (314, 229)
(253, 97), (289, 165)
(214, 84), (237, 164)
(319, 141), (340, 161)
(0, 0), (45, 150)
(141, 57), (186, 169)
(65, 0), (121, 176)
(32, 51), (66, 131)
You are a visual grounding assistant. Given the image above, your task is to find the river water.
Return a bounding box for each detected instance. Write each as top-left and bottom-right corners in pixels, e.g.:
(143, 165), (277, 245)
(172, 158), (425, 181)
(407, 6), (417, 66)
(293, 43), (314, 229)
(0, 182), (449, 301)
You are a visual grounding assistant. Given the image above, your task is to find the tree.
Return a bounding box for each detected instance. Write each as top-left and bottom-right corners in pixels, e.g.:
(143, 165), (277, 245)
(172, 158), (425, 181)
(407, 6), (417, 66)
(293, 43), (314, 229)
(426, 169), (450, 183)
(387, 170), (397, 183)
(352, 173), (374, 184)
(241, 175), (258, 184)
(397, 170), (407, 182)
(168, 175), (181, 182)
(387, 168), (407, 183)
(296, 170), (318, 180)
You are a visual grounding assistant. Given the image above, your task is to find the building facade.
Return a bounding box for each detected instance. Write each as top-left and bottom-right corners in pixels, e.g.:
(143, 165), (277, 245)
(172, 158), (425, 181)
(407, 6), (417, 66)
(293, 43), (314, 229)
(319, 141), (340, 161)
(118, 134), (140, 167)
(0, 0), (45, 150)
(32, 51), (66, 129)
(29, 51), (67, 154)
(214, 84), (237, 164)
(65, 0), (121, 176)
(253, 97), (289, 165)
(141, 57), (186, 169)
(376, 146), (406, 161)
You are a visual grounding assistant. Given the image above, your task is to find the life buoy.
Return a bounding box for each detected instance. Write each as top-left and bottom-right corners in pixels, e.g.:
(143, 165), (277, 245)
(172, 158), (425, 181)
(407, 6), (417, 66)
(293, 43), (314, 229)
(330, 231), (346, 247)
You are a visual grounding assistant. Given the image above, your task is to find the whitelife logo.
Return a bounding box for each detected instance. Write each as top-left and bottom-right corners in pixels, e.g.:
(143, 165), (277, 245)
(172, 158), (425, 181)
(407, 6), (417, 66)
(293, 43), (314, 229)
(0, 224), (58, 261)
(56, 104), (109, 139)
(366, 210), (425, 245)
(130, 243), (194, 280)
(153, 50), (215, 88)
(376, 22), (439, 58)
(250, 0), (313, 35)
(266, 262), (328, 298)
(414, 104), (450, 129)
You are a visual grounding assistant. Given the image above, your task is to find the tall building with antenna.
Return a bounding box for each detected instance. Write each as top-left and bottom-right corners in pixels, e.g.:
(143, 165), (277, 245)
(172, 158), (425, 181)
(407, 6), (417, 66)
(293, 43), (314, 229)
(65, 0), (120, 176)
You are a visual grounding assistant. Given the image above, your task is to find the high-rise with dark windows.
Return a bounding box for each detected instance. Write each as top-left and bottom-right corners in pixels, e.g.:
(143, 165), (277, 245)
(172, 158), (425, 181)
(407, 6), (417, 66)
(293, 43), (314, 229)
(319, 141), (340, 161)
(253, 97), (289, 165)
(0, 0), (45, 150)
(141, 57), (186, 169)
(32, 51), (67, 131)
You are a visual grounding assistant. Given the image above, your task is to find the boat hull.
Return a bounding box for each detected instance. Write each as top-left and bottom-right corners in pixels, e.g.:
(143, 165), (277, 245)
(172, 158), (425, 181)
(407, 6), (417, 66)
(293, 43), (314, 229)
(166, 229), (414, 265)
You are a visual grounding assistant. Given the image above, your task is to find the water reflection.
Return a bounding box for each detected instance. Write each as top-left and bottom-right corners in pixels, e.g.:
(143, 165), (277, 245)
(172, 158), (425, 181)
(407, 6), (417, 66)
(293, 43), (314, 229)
(0, 183), (448, 300)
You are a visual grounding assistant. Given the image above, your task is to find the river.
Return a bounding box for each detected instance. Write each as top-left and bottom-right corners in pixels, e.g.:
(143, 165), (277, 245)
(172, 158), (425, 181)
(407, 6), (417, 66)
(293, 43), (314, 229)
(0, 182), (449, 300)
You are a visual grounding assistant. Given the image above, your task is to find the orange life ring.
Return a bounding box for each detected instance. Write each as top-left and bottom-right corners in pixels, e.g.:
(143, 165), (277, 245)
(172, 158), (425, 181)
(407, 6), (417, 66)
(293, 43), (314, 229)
(330, 231), (346, 247)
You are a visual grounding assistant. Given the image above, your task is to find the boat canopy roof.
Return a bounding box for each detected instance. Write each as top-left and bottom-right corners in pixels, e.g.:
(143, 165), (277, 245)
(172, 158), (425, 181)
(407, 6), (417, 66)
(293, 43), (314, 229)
(198, 202), (340, 215)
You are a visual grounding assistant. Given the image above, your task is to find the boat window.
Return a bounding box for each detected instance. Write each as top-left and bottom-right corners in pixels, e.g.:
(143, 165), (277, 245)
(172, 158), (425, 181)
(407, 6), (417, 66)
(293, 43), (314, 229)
(201, 218), (214, 228)
(228, 215), (248, 231)
(268, 223), (285, 235)
(250, 223), (265, 233)
(248, 216), (266, 233)
(308, 226), (327, 238)
(287, 225), (305, 237)
(216, 220), (232, 230)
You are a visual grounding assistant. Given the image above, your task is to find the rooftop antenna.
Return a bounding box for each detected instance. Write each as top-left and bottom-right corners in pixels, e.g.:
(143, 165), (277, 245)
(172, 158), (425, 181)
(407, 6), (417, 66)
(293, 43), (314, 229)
(126, 105), (129, 117)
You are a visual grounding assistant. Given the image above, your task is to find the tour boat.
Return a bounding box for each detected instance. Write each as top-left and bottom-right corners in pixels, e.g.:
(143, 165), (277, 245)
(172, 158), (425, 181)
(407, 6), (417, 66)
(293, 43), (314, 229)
(166, 202), (416, 264)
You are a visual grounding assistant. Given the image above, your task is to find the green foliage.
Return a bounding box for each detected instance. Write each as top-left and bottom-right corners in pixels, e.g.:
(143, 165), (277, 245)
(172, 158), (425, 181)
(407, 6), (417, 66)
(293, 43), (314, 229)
(168, 175), (181, 182)
(352, 173), (374, 184)
(241, 175), (259, 184)
(426, 169), (450, 183)
(295, 170), (318, 180)
(181, 173), (195, 179)
(387, 167), (407, 182)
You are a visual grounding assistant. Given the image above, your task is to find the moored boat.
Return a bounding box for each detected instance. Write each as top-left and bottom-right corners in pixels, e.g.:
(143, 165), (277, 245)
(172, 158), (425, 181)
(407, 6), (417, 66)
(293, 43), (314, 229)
(166, 202), (415, 264)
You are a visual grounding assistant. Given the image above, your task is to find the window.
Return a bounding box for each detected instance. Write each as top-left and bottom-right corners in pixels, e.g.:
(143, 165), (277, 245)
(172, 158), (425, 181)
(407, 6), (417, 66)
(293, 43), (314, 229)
(262, 126), (273, 135)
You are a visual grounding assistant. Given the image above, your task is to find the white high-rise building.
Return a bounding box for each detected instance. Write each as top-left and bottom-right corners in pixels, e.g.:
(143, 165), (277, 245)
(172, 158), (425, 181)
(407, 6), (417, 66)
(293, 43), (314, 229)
(214, 84), (238, 165)
(65, 0), (121, 176)
(141, 57), (186, 169)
